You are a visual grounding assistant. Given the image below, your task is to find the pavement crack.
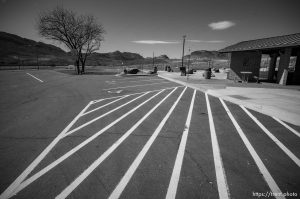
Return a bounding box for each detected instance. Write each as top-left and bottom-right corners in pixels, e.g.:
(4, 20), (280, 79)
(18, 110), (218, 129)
(185, 149), (217, 190)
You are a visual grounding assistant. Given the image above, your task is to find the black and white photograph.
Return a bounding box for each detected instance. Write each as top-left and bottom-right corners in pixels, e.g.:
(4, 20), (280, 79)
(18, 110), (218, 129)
(0, 0), (299, 198)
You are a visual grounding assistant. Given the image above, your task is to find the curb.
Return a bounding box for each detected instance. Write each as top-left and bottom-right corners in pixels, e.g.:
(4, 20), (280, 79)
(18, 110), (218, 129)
(117, 73), (158, 77)
(159, 73), (300, 126)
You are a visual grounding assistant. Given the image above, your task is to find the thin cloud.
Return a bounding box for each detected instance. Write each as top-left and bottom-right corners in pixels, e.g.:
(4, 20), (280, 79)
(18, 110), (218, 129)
(208, 21), (235, 30)
(132, 40), (179, 44)
(187, 40), (224, 43)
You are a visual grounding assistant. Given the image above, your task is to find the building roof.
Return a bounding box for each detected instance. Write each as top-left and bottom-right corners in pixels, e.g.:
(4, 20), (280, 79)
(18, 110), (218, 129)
(219, 33), (300, 53)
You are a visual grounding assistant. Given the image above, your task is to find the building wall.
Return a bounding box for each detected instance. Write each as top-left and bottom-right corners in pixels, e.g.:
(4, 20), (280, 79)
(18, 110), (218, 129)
(277, 48), (292, 85)
(292, 49), (300, 84)
(228, 51), (262, 81)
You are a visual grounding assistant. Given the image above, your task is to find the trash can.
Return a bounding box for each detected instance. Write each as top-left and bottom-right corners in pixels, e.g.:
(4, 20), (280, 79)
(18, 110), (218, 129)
(180, 67), (186, 76)
(187, 69), (193, 74)
(203, 70), (211, 79)
(167, 66), (171, 72)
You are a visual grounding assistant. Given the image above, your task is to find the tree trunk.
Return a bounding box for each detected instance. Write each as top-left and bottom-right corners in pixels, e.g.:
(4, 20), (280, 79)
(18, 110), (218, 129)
(81, 60), (85, 74)
(75, 59), (80, 75)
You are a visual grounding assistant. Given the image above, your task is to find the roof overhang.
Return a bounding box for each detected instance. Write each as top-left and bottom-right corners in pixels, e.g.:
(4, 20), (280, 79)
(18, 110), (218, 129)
(219, 33), (300, 54)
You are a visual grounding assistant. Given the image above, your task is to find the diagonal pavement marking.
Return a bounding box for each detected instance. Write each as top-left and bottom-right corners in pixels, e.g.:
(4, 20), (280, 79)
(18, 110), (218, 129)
(55, 87), (181, 199)
(272, 117), (300, 138)
(64, 91), (149, 137)
(205, 94), (230, 199)
(82, 95), (129, 116)
(109, 87), (188, 199)
(103, 82), (171, 90)
(220, 99), (284, 199)
(9, 89), (167, 198)
(92, 86), (181, 104)
(26, 73), (43, 83)
(241, 106), (300, 167)
(165, 89), (196, 199)
(0, 101), (93, 199)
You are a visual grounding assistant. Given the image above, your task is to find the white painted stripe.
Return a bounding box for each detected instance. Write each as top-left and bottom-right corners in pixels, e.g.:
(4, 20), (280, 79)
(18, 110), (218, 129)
(11, 89), (166, 197)
(272, 117), (300, 138)
(91, 99), (105, 104)
(0, 101), (93, 199)
(82, 95), (129, 116)
(92, 86), (183, 104)
(241, 106), (300, 167)
(165, 89), (196, 199)
(26, 73), (43, 82)
(205, 94), (230, 199)
(127, 79), (165, 83)
(112, 78), (164, 84)
(103, 82), (171, 90)
(109, 87), (187, 199)
(56, 87), (182, 199)
(64, 92), (149, 137)
(220, 99), (284, 199)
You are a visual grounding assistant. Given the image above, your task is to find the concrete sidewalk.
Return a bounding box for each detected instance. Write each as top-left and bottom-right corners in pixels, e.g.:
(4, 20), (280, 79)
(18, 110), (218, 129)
(158, 70), (300, 126)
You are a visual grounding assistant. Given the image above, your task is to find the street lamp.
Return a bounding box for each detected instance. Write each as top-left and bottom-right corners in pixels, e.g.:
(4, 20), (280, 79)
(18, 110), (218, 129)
(187, 47), (191, 81)
(181, 35), (186, 76)
(152, 51), (155, 67)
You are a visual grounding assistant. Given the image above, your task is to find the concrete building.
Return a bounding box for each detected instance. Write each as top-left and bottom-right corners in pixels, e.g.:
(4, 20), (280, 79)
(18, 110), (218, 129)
(219, 33), (300, 85)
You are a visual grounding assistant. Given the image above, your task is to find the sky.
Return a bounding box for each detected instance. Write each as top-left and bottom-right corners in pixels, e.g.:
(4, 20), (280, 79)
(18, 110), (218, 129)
(0, 0), (300, 58)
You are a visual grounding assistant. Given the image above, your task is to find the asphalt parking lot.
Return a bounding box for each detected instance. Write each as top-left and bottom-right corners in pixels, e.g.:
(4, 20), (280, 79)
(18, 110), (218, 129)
(0, 70), (299, 199)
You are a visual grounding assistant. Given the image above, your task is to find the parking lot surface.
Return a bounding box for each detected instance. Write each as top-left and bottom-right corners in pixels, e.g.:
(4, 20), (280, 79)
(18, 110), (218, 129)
(0, 70), (299, 199)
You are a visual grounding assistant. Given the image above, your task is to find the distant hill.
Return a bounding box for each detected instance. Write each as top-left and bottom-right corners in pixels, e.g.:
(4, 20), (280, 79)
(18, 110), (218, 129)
(0, 32), (148, 66)
(0, 31), (72, 66)
(86, 51), (145, 66)
(185, 50), (228, 60)
(0, 32), (226, 67)
(157, 54), (169, 60)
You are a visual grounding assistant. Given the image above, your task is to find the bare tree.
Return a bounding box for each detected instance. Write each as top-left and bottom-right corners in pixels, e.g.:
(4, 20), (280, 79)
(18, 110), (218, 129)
(37, 6), (105, 74)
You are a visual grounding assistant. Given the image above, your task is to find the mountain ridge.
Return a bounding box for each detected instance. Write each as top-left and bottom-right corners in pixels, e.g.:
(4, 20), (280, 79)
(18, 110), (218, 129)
(0, 31), (226, 66)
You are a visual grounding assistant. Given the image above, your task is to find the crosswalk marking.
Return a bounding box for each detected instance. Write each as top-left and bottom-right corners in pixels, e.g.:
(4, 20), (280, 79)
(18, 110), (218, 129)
(220, 99), (284, 199)
(55, 87), (181, 199)
(166, 89), (196, 199)
(109, 87), (188, 199)
(206, 94), (230, 199)
(241, 106), (300, 167)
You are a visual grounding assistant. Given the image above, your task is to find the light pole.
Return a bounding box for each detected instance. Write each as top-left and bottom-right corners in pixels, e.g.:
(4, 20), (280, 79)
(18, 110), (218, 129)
(187, 47), (191, 81)
(152, 51), (155, 67)
(181, 35), (186, 76)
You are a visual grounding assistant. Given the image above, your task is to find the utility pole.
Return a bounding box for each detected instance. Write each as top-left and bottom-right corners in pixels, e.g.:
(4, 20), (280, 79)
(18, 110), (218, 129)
(152, 51), (155, 67)
(181, 35), (186, 76)
(181, 35), (186, 68)
(187, 47), (191, 81)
